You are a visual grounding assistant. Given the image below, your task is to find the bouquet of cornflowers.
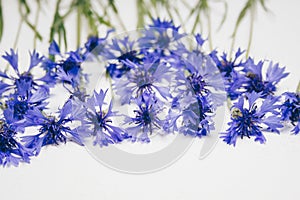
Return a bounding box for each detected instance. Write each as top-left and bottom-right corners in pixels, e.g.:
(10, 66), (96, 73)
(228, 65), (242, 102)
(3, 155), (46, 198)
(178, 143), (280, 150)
(0, 18), (299, 167)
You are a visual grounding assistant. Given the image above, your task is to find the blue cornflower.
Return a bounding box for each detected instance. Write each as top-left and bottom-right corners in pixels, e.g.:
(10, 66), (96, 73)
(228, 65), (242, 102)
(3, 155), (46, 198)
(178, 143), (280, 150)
(0, 49), (51, 97)
(103, 36), (142, 78)
(221, 92), (283, 146)
(0, 119), (31, 167)
(57, 50), (85, 88)
(138, 18), (186, 52)
(243, 59), (289, 97)
(210, 49), (246, 100)
(176, 51), (225, 102)
(210, 48), (245, 77)
(280, 92), (300, 134)
(113, 52), (172, 104)
(164, 51), (225, 137)
(125, 93), (162, 143)
(3, 87), (49, 124)
(78, 89), (128, 147)
(83, 30), (114, 58)
(20, 101), (83, 155)
(45, 41), (87, 89)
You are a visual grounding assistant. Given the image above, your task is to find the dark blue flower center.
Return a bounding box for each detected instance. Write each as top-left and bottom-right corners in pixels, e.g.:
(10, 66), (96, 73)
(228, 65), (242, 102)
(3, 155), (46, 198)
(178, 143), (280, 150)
(61, 59), (80, 76)
(86, 111), (112, 133)
(13, 100), (29, 120)
(246, 72), (265, 93)
(187, 73), (208, 95)
(134, 105), (152, 126)
(118, 50), (141, 64)
(85, 36), (99, 52)
(232, 107), (258, 139)
(219, 61), (234, 77)
(0, 123), (18, 152)
(40, 119), (68, 145)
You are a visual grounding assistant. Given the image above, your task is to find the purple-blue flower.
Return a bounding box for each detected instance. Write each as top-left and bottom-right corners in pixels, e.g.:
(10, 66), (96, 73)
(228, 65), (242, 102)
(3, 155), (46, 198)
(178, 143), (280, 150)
(45, 41), (88, 89)
(221, 92), (283, 146)
(0, 119), (32, 167)
(243, 59), (289, 97)
(0, 49), (52, 97)
(113, 52), (172, 104)
(138, 18), (186, 52)
(83, 30), (114, 58)
(164, 51), (225, 137)
(125, 93), (162, 143)
(210, 48), (246, 100)
(103, 36), (142, 78)
(77, 89), (128, 147)
(20, 101), (83, 155)
(3, 87), (49, 124)
(280, 92), (300, 134)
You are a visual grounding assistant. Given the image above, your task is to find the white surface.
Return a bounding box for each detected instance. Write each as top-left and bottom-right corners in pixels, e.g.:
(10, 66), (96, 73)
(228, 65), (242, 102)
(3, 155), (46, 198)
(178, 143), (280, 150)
(0, 0), (300, 200)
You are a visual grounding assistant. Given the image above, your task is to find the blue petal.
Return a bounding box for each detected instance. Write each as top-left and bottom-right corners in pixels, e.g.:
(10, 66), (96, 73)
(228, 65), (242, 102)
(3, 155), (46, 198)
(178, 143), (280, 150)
(2, 49), (19, 74)
(49, 40), (61, 55)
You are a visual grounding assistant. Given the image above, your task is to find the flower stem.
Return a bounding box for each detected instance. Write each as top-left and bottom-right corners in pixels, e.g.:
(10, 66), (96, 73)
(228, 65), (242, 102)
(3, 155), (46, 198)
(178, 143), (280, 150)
(76, 6), (81, 48)
(206, 10), (213, 51)
(297, 81), (300, 93)
(13, 18), (23, 50)
(245, 6), (255, 58)
(33, 1), (41, 49)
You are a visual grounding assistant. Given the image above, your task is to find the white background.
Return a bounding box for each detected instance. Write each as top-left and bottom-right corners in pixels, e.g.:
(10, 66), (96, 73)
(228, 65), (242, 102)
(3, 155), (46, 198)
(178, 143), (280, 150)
(0, 0), (300, 199)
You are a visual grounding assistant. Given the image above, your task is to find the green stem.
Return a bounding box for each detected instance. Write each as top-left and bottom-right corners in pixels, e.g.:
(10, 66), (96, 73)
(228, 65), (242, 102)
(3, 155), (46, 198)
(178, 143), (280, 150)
(229, 31), (236, 60)
(76, 6), (81, 48)
(297, 81), (300, 93)
(33, 1), (41, 48)
(13, 19), (23, 49)
(206, 10), (213, 51)
(191, 11), (200, 34)
(245, 6), (255, 58)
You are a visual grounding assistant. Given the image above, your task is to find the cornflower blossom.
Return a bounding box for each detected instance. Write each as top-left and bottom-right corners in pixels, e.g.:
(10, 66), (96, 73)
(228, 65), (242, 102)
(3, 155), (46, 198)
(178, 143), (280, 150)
(0, 119), (32, 167)
(0, 49), (51, 97)
(77, 89), (128, 147)
(20, 101), (83, 155)
(221, 92), (283, 146)
(124, 93), (162, 143)
(280, 92), (300, 134)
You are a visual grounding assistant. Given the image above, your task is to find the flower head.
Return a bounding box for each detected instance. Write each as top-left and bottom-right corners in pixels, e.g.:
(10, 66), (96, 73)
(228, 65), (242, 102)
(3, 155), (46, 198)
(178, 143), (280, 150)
(103, 36), (142, 78)
(0, 49), (52, 97)
(163, 51), (225, 137)
(125, 93), (162, 143)
(83, 30), (113, 58)
(280, 92), (300, 134)
(113, 52), (172, 104)
(243, 59), (289, 97)
(210, 49), (246, 100)
(221, 92), (283, 146)
(20, 101), (83, 155)
(77, 89), (128, 147)
(138, 18), (186, 52)
(3, 87), (49, 124)
(0, 119), (32, 167)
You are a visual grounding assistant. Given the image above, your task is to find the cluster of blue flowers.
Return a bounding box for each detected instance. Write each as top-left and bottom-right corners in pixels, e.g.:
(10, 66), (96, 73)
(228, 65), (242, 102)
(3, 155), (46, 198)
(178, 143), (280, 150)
(0, 18), (299, 167)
